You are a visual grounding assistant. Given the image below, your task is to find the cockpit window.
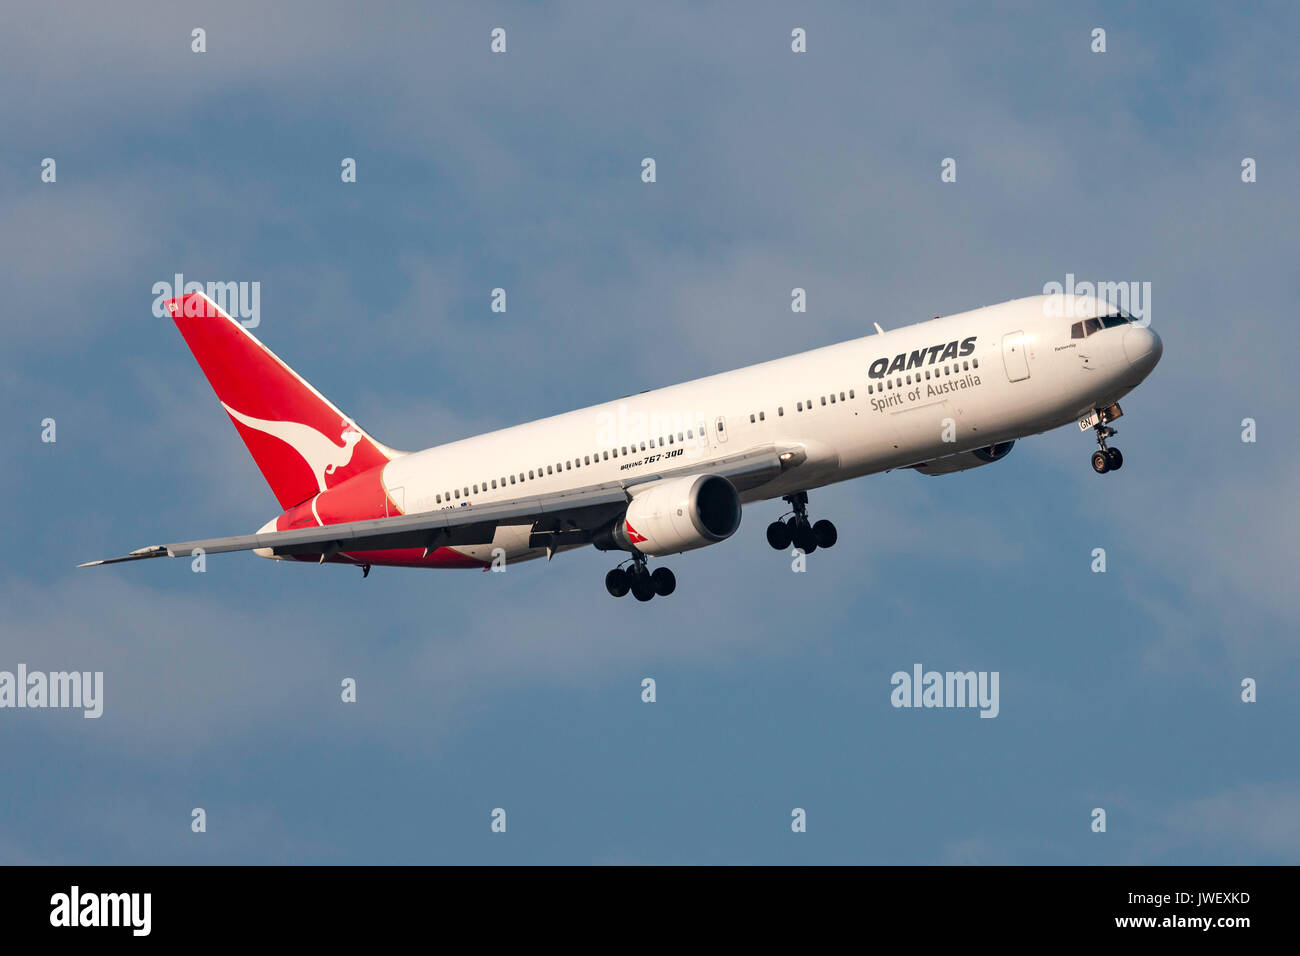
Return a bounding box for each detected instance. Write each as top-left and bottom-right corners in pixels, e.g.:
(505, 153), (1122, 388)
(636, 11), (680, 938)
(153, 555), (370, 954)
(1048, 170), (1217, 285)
(1072, 311), (1135, 338)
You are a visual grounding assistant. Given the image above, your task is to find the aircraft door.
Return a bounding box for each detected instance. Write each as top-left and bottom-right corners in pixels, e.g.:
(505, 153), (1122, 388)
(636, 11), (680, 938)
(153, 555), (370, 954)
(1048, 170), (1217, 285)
(387, 486), (405, 516)
(1002, 331), (1031, 382)
(696, 419), (710, 452)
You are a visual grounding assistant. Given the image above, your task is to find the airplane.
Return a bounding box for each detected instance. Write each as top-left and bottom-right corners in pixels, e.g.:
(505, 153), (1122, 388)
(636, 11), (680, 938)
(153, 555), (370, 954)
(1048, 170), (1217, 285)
(81, 290), (1162, 601)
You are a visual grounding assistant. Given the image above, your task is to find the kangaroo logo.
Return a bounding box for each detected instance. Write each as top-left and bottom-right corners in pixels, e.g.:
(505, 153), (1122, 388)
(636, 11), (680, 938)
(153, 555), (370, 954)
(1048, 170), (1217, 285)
(222, 403), (363, 493)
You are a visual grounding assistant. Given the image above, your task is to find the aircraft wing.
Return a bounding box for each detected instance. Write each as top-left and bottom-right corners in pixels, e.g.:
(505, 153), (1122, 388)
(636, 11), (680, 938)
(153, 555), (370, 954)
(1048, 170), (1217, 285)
(80, 444), (798, 566)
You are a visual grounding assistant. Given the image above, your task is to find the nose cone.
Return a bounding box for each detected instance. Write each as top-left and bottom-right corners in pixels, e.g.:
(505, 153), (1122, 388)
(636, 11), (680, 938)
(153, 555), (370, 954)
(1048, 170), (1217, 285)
(1123, 325), (1163, 376)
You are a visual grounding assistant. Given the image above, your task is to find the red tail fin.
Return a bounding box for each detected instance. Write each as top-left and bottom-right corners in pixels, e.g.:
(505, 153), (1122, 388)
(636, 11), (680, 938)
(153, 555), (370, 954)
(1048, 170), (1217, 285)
(166, 292), (399, 509)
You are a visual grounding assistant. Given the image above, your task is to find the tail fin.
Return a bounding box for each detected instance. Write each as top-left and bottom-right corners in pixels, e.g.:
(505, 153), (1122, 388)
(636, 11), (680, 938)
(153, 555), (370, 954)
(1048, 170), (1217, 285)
(166, 291), (401, 509)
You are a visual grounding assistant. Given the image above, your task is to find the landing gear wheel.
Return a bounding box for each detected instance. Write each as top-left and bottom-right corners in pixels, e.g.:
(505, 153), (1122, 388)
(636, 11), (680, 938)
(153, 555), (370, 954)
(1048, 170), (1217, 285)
(631, 573), (655, 602)
(605, 568), (629, 598)
(1091, 450), (1110, 474)
(1106, 447), (1123, 471)
(794, 525), (817, 554)
(651, 567), (676, 596)
(813, 519), (838, 549)
(766, 521), (792, 550)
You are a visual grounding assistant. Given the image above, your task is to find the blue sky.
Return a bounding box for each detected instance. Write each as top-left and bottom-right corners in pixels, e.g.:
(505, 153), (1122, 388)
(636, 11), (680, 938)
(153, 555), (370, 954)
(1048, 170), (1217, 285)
(2, 1), (1297, 863)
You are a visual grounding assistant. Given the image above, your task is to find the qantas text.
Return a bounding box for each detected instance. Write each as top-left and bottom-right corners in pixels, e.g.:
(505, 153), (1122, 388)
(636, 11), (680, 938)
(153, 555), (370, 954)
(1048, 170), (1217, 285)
(868, 336), (977, 379)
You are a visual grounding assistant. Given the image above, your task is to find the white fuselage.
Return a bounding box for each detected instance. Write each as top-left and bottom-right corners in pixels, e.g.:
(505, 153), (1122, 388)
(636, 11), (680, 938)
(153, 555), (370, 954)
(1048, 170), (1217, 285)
(375, 294), (1162, 564)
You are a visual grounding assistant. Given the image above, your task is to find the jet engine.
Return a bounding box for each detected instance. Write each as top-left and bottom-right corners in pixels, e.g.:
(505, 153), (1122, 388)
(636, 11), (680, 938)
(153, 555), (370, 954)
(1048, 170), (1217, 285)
(595, 474), (742, 556)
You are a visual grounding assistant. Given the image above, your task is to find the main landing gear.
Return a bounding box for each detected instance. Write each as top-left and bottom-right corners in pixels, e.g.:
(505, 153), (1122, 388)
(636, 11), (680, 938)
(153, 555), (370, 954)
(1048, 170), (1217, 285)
(765, 491), (837, 554)
(605, 554), (676, 602)
(1090, 424), (1124, 474)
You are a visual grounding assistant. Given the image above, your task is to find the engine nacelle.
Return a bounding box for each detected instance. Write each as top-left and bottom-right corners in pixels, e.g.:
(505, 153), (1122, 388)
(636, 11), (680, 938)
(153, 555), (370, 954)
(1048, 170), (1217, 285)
(912, 440), (1015, 476)
(596, 474), (742, 556)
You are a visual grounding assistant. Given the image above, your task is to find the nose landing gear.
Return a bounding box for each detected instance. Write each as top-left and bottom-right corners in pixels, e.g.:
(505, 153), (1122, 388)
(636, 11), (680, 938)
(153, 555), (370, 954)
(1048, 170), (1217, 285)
(1084, 404), (1126, 474)
(766, 492), (837, 553)
(605, 555), (676, 601)
(1090, 424), (1124, 474)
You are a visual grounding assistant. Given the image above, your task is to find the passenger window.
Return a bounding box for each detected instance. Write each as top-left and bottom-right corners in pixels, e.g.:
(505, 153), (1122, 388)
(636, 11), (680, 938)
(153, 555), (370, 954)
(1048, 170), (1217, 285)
(688, 429), (694, 439)
(759, 411), (765, 421)
(821, 396), (827, 406)
(603, 451), (609, 460)
(491, 480), (497, 489)
(565, 461), (571, 470)
(778, 407), (784, 416)
(829, 394), (836, 404)
(584, 455), (590, 464)
(510, 475), (516, 485)
(973, 358), (979, 369)
(454, 489), (460, 498)
(640, 441), (646, 451)
(473, 484), (478, 493)
(962, 361), (968, 371)
(797, 401), (803, 411)
(840, 392), (845, 401)
(436, 494), (442, 503)
(849, 390), (854, 399)
(749, 414), (756, 423)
